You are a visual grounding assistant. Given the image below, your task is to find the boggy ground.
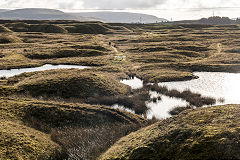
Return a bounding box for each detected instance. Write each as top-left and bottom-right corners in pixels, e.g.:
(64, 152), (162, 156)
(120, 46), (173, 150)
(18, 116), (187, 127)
(1, 21), (240, 159)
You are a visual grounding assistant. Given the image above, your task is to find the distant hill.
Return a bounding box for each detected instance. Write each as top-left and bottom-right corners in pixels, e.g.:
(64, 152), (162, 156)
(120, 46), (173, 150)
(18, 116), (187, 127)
(70, 12), (168, 23)
(0, 8), (97, 21)
(0, 9), (9, 12)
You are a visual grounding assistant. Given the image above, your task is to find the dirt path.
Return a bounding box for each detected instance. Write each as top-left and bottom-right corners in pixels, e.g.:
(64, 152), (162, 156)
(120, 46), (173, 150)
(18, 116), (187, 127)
(95, 34), (129, 63)
(216, 43), (222, 55)
(112, 45), (127, 62)
(191, 43), (222, 63)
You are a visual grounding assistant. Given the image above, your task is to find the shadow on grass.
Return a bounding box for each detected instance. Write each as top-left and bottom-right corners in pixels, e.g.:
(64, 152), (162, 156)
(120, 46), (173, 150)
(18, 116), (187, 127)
(87, 87), (151, 115)
(51, 121), (157, 160)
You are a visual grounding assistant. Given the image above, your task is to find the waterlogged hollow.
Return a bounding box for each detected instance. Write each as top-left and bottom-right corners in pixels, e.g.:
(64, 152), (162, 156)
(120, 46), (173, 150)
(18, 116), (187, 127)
(159, 72), (240, 105)
(0, 64), (90, 78)
(119, 77), (190, 119)
(120, 72), (240, 119)
(146, 91), (189, 119)
(120, 76), (143, 89)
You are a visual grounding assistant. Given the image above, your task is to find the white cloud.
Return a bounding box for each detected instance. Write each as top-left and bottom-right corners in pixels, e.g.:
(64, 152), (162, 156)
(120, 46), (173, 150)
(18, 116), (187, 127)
(1, 0), (240, 20)
(1, 0), (240, 10)
(0, 0), (83, 9)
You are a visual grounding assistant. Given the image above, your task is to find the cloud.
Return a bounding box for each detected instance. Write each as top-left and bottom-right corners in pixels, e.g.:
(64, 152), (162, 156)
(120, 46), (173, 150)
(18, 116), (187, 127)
(1, 0), (240, 10)
(81, 0), (166, 9)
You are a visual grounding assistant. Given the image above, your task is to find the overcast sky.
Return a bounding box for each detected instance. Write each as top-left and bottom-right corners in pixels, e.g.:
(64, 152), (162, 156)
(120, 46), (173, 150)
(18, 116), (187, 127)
(1, 0), (240, 20)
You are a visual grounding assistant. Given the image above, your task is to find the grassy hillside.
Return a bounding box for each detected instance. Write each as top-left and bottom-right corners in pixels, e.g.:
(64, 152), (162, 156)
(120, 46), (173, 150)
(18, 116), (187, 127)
(100, 104), (240, 159)
(0, 97), (147, 159)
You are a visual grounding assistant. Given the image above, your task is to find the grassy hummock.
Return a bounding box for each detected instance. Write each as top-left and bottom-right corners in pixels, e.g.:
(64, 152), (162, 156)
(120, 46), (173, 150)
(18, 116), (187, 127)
(100, 105), (240, 159)
(0, 96), (147, 159)
(13, 69), (130, 98)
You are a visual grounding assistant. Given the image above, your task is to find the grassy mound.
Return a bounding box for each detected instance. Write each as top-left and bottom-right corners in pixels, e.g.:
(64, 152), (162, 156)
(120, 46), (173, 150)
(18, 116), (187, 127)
(172, 45), (211, 52)
(171, 51), (204, 57)
(100, 105), (240, 159)
(4, 22), (30, 32)
(29, 24), (67, 33)
(141, 46), (169, 52)
(71, 44), (109, 51)
(66, 23), (111, 34)
(0, 35), (22, 44)
(26, 49), (106, 59)
(0, 120), (62, 160)
(0, 96), (146, 159)
(0, 97), (145, 131)
(137, 66), (196, 83)
(0, 25), (12, 33)
(4, 23), (67, 33)
(14, 69), (130, 98)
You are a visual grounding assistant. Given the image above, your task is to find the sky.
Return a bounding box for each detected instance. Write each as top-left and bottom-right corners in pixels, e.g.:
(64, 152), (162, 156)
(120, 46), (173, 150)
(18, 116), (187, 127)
(1, 0), (240, 20)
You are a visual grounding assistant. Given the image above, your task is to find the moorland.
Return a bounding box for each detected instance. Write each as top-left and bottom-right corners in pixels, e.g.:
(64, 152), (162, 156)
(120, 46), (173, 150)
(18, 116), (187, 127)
(1, 20), (240, 159)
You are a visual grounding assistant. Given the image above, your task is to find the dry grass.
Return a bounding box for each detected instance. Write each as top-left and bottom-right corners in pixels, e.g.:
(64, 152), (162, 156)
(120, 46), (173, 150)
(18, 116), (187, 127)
(51, 123), (149, 160)
(11, 69), (130, 98)
(87, 87), (151, 115)
(1, 21), (240, 159)
(0, 25), (12, 32)
(0, 96), (147, 159)
(100, 104), (240, 159)
(0, 34), (22, 44)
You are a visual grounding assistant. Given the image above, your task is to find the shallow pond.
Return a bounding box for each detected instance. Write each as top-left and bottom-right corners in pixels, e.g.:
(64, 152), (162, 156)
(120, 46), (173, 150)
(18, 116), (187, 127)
(146, 91), (189, 119)
(120, 72), (240, 119)
(159, 72), (240, 105)
(120, 76), (143, 89)
(0, 64), (90, 78)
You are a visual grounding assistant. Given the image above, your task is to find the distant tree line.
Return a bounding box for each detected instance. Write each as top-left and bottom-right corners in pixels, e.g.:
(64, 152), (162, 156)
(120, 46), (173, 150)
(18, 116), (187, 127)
(199, 16), (235, 24)
(174, 16), (240, 25)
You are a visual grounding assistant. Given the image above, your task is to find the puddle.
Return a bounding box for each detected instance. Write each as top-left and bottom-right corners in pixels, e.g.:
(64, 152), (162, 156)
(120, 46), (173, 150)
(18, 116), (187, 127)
(146, 91), (189, 119)
(0, 64), (90, 78)
(120, 76), (143, 89)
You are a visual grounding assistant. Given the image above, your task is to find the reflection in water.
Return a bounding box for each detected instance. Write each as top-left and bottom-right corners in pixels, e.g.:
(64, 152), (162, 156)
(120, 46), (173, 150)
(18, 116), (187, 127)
(146, 91), (189, 119)
(159, 72), (240, 105)
(120, 72), (240, 119)
(112, 104), (135, 114)
(0, 64), (90, 78)
(120, 76), (143, 89)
